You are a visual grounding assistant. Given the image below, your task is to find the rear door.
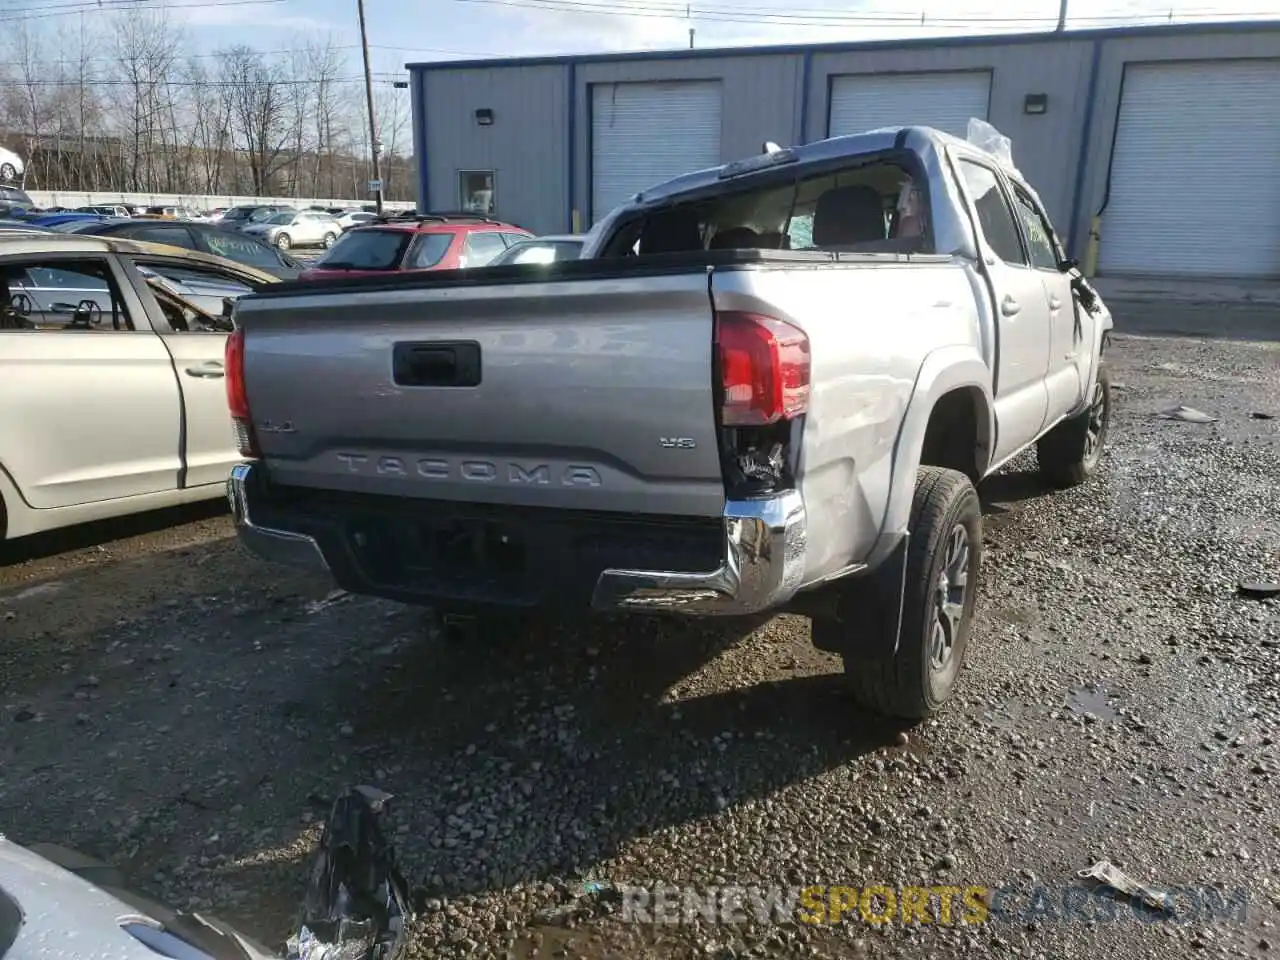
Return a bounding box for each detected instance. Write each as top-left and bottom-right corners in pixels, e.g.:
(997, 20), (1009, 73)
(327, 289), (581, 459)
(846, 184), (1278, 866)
(0, 252), (181, 508)
(122, 256), (254, 489)
(237, 269), (726, 518)
(953, 157), (1052, 464)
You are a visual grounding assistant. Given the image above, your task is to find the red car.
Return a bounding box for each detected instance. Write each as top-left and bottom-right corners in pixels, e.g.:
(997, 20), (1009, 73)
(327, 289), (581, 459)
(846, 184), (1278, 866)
(298, 212), (533, 280)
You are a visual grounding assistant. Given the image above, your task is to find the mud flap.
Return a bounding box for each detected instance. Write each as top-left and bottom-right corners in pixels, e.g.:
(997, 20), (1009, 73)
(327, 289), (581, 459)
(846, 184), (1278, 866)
(810, 534), (910, 661)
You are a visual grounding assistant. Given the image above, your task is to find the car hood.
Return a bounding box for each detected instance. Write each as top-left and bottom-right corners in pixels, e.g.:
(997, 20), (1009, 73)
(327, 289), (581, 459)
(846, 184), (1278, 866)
(0, 837), (277, 960)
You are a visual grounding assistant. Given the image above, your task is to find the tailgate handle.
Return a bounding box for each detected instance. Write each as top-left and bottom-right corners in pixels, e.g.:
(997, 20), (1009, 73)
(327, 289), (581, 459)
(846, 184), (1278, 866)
(393, 341), (482, 387)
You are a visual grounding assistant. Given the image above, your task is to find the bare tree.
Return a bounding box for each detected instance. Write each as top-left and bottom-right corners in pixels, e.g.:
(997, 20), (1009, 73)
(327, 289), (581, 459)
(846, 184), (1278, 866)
(218, 45), (292, 195)
(109, 7), (183, 191)
(1, 6), (418, 204)
(185, 58), (231, 194)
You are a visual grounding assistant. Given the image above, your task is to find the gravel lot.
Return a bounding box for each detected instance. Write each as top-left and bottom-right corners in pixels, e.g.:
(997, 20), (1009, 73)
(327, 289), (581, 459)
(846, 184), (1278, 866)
(2, 331), (1278, 959)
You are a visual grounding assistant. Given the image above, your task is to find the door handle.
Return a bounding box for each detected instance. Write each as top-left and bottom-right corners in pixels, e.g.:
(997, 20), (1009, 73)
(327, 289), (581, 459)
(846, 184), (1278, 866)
(1000, 296), (1021, 317)
(1049, 296), (1062, 310)
(185, 361), (224, 379)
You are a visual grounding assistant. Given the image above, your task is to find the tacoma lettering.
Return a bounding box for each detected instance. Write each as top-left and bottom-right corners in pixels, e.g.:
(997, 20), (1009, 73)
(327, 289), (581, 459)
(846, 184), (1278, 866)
(333, 454), (601, 487)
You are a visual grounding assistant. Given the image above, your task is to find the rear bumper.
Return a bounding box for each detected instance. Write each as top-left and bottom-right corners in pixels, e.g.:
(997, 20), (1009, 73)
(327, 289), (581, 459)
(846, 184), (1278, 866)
(226, 462), (330, 572)
(227, 460), (807, 616)
(590, 492), (807, 614)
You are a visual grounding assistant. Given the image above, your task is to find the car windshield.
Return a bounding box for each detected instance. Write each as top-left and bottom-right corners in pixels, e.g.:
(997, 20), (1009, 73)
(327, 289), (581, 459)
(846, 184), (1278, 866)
(494, 240), (583, 265)
(221, 207), (254, 221)
(248, 208), (279, 223)
(266, 213), (294, 225)
(314, 228), (413, 270)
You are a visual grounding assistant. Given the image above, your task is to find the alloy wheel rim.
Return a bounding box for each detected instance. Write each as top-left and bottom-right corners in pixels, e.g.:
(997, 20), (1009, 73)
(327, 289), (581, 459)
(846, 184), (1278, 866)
(1084, 380), (1107, 463)
(930, 523), (971, 672)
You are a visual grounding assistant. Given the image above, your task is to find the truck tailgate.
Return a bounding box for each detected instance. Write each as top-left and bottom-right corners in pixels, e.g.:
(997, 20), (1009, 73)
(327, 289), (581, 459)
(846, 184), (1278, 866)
(236, 271), (726, 517)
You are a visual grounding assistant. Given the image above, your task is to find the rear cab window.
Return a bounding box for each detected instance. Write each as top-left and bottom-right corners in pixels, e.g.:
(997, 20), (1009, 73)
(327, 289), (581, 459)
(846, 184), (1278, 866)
(600, 150), (934, 258)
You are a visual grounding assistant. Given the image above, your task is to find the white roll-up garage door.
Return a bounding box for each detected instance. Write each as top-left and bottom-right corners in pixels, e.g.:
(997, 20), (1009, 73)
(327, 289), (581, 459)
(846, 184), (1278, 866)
(590, 81), (722, 223)
(1100, 59), (1280, 278)
(828, 71), (991, 139)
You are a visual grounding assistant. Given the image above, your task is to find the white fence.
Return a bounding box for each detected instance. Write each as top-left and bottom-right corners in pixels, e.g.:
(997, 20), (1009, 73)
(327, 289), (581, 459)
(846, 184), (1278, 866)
(26, 189), (417, 213)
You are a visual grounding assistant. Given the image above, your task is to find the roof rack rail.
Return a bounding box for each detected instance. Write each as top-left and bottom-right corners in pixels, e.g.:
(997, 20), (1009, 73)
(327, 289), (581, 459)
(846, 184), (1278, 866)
(372, 210), (502, 225)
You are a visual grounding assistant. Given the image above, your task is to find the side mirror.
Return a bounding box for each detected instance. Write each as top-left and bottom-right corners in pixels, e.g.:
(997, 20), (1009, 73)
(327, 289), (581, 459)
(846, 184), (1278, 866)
(1059, 257), (1080, 273)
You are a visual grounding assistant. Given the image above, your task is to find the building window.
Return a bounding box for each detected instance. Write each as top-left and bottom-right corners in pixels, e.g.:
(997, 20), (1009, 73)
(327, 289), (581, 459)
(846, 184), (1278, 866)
(460, 171), (495, 216)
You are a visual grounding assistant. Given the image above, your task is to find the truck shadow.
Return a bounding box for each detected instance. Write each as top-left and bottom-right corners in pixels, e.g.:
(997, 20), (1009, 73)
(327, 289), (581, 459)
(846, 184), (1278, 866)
(243, 604), (909, 910)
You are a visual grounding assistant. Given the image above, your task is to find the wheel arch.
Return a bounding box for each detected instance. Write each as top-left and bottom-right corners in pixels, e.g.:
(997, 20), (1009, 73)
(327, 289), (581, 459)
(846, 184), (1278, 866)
(873, 348), (993, 566)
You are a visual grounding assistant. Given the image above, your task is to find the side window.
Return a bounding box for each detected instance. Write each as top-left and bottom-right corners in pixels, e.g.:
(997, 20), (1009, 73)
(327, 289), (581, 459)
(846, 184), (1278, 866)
(500, 232), (530, 248)
(133, 261), (254, 296)
(463, 231), (509, 267)
(1, 258), (137, 332)
(957, 160), (1025, 266)
(1010, 187), (1060, 271)
(130, 225), (197, 250)
(408, 233), (454, 269)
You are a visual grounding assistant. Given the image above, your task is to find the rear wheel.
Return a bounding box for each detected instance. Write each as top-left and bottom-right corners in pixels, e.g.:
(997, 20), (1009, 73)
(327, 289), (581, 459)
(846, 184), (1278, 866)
(1037, 364), (1112, 488)
(841, 467), (982, 719)
(0, 163), (16, 181)
(275, 232), (292, 250)
(322, 232), (337, 248)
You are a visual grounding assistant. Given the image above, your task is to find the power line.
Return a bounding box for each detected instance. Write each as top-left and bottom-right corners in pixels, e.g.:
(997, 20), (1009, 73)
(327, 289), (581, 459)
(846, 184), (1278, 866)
(26, 43), (503, 69)
(453, 0), (1278, 29)
(0, 0), (286, 25)
(0, 75), (410, 87)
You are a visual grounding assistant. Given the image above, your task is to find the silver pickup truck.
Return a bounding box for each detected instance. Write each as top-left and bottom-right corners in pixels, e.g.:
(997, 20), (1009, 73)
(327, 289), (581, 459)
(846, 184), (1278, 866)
(225, 125), (1113, 720)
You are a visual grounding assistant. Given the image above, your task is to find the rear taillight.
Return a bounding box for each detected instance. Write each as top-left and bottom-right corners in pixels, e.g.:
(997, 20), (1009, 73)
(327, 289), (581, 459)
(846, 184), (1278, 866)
(714, 311), (811, 426)
(224, 327), (261, 458)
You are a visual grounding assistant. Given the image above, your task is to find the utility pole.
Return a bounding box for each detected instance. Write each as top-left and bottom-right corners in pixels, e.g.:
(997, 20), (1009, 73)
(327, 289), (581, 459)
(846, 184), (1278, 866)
(687, 3), (694, 48)
(1055, 0), (1068, 32)
(357, 0), (384, 215)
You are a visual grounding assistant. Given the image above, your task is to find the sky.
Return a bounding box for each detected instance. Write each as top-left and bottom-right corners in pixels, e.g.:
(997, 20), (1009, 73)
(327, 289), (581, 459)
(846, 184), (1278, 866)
(153, 0), (1272, 80)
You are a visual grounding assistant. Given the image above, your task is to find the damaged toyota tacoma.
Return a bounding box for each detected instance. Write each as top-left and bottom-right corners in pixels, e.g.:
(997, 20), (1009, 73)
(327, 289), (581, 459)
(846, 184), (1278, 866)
(224, 124), (1113, 719)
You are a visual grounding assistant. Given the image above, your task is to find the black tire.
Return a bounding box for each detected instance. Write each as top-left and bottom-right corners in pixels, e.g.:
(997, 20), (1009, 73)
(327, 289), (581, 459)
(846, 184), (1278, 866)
(322, 232), (337, 248)
(843, 467), (982, 720)
(0, 163), (15, 182)
(275, 232), (292, 250)
(1037, 364), (1112, 489)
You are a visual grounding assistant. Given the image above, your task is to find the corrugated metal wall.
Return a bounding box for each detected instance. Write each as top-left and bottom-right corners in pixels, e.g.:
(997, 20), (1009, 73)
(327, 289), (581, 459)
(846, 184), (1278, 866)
(420, 64), (568, 233)
(413, 25), (1280, 253)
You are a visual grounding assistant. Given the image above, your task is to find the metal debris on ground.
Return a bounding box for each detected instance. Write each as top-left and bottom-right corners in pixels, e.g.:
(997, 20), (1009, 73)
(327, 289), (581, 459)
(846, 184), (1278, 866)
(306, 590), (354, 615)
(286, 785), (413, 960)
(1238, 581), (1280, 601)
(1155, 405), (1217, 424)
(1249, 411), (1275, 420)
(1078, 860), (1174, 913)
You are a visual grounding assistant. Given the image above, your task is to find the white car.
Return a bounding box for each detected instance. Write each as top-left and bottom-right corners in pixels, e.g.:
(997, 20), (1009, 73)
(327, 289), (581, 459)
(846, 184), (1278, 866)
(0, 232), (280, 541)
(490, 233), (586, 265)
(334, 210), (379, 231)
(0, 146), (24, 183)
(242, 210), (341, 250)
